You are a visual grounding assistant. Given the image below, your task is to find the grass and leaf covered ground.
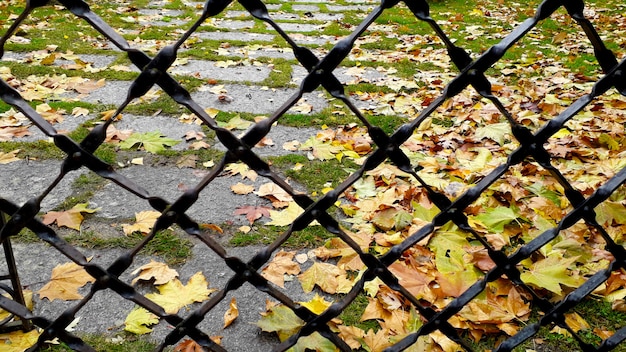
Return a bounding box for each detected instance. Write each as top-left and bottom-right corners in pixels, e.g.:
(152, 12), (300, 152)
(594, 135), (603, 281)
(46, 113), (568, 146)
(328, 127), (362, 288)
(1, 0), (626, 351)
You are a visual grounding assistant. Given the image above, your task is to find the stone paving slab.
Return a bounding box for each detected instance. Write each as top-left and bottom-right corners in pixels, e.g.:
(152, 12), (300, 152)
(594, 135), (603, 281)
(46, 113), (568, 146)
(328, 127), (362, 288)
(0, 160), (86, 211)
(1, 52), (117, 69)
(195, 31), (275, 43)
(169, 59), (272, 82)
(191, 84), (329, 114)
(291, 64), (388, 86)
(205, 19), (256, 30)
(88, 165), (277, 223)
(266, 22), (320, 33)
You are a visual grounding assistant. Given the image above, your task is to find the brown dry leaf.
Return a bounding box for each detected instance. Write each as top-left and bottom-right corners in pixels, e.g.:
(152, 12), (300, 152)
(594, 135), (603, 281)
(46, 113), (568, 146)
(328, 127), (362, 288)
(362, 328), (391, 352)
(261, 250), (301, 288)
(42, 203), (99, 231)
(176, 154), (198, 168)
(104, 124), (133, 143)
(231, 182), (255, 195)
(189, 141), (211, 150)
(255, 182), (293, 202)
(174, 339), (205, 352)
(223, 297), (238, 329)
(71, 107), (90, 117)
(38, 262), (95, 301)
(122, 211), (161, 235)
(0, 126), (31, 141)
(234, 205), (271, 224)
(0, 149), (21, 164)
(298, 261), (345, 294)
(131, 260), (179, 285)
(184, 130), (205, 141)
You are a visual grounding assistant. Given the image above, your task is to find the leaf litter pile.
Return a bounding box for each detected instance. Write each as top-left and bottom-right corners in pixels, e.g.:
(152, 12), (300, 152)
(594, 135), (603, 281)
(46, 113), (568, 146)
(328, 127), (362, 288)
(0, 0), (626, 351)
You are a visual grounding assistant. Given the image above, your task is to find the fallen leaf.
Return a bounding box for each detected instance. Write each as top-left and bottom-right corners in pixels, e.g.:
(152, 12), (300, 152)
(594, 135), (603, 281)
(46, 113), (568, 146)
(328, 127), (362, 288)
(176, 154), (198, 168)
(223, 297), (238, 328)
(0, 329), (41, 352)
(124, 307), (159, 334)
(230, 182), (255, 195)
(256, 304), (304, 342)
(42, 203), (99, 231)
(131, 260), (179, 285)
(174, 339), (205, 352)
(122, 210), (161, 235)
(0, 149), (21, 164)
(261, 250), (301, 288)
(71, 107), (90, 117)
(119, 131), (180, 153)
(38, 262), (95, 301)
(234, 205), (271, 224)
(146, 272), (216, 314)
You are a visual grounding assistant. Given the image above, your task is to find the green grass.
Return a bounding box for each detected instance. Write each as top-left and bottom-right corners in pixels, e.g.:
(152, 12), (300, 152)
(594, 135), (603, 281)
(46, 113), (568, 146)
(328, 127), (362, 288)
(40, 334), (157, 352)
(230, 225), (334, 248)
(65, 229), (192, 266)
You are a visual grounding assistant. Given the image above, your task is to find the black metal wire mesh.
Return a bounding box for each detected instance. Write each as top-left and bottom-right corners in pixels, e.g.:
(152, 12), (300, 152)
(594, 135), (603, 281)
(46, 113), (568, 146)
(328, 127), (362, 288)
(0, 0), (625, 351)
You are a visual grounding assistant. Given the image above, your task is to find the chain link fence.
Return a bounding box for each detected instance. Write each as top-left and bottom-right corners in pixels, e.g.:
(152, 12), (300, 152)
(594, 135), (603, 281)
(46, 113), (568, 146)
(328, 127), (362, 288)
(0, 0), (625, 350)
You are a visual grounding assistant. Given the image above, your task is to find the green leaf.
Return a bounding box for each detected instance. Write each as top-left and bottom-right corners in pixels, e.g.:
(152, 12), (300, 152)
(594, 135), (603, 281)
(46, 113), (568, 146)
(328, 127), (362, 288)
(520, 255), (582, 295)
(217, 115), (253, 130)
(256, 305), (304, 341)
(525, 183), (562, 207)
(288, 332), (338, 352)
(119, 131), (180, 154)
(475, 207), (519, 233)
(475, 122), (511, 145)
(352, 176), (377, 198)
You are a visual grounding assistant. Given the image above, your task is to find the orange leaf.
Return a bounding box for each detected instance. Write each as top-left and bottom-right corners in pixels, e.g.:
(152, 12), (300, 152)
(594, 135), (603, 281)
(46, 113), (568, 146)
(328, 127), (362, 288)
(261, 250), (300, 288)
(131, 260), (179, 285)
(174, 339), (205, 352)
(223, 297), (238, 329)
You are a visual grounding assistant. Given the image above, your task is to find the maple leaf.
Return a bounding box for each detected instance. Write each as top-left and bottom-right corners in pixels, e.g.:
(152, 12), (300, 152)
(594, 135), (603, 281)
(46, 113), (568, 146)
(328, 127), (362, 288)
(42, 203), (99, 231)
(0, 126), (31, 141)
(230, 182), (255, 195)
(223, 297), (238, 329)
(131, 260), (179, 285)
(298, 262), (346, 294)
(261, 250), (300, 288)
(256, 304), (304, 342)
(174, 339), (206, 352)
(38, 262), (95, 301)
(119, 131), (180, 153)
(146, 272), (216, 314)
(234, 205), (271, 224)
(217, 115), (252, 130)
(103, 124), (133, 143)
(176, 154), (198, 168)
(520, 255), (582, 295)
(298, 293), (332, 315)
(474, 207), (520, 233)
(360, 329), (391, 352)
(474, 122), (511, 145)
(71, 106), (90, 117)
(0, 149), (21, 164)
(124, 307), (159, 334)
(267, 202), (305, 227)
(0, 329), (40, 352)
(122, 210), (161, 235)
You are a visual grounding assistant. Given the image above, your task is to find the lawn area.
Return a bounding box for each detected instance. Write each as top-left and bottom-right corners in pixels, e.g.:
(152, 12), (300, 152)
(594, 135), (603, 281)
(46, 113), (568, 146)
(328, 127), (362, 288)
(0, 0), (626, 351)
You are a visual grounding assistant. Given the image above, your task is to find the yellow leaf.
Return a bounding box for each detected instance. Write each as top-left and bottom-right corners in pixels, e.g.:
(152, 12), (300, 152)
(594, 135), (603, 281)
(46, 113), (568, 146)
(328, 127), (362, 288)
(298, 262), (345, 294)
(298, 293), (332, 315)
(124, 307), (159, 334)
(146, 272), (216, 314)
(267, 202), (303, 227)
(38, 262), (95, 301)
(223, 297), (238, 329)
(131, 260), (179, 285)
(122, 211), (161, 235)
(0, 149), (21, 164)
(42, 203), (99, 231)
(0, 329), (40, 352)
